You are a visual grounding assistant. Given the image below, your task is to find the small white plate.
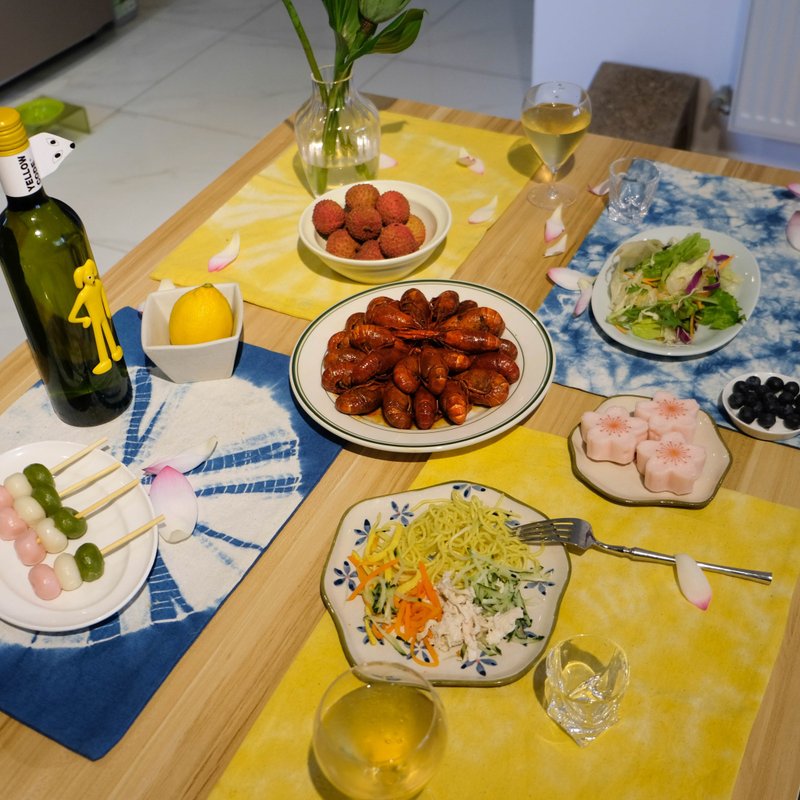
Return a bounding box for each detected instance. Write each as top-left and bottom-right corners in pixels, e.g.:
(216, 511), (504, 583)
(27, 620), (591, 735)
(321, 481), (570, 686)
(0, 442), (157, 633)
(289, 279), (555, 453)
(568, 396), (732, 508)
(591, 226), (761, 357)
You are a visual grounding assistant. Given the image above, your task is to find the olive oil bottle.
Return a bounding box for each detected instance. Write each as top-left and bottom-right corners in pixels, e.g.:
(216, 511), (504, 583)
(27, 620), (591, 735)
(0, 107), (131, 426)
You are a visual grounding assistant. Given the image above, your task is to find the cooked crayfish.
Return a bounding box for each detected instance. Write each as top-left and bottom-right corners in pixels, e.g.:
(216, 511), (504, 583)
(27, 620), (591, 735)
(322, 287), (520, 429)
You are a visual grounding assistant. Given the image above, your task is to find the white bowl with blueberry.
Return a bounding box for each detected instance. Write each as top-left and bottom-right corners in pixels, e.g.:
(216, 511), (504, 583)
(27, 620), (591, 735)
(721, 372), (800, 441)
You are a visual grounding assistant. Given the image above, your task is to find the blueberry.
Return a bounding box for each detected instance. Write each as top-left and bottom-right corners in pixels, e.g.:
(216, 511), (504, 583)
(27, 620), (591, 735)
(738, 406), (757, 424)
(757, 412), (776, 429)
(765, 375), (784, 392)
(765, 394), (780, 412)
(785, 381), (799, 397)
(778, 389), (795, 405)
(745, 375), (762, 387)
(733, 380), (748, 394)
(785, 413), (800, 430)
(776, 403), (793, 420)
(728, 391), (745, 409)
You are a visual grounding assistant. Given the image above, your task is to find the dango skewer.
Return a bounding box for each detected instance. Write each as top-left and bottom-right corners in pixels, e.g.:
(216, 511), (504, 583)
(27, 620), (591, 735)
(29, 515), (165, 600)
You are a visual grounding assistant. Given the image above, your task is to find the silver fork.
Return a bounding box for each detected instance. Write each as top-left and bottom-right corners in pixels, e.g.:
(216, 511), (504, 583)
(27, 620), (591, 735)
(514, 518), (772, 584)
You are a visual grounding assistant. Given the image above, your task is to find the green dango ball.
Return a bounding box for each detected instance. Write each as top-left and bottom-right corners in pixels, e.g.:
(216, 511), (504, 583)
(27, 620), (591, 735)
(75, 543), (104, 582)
(31, 484), (61, 516)
(23, 463), (54, 487)
(53, 507), (87, 539)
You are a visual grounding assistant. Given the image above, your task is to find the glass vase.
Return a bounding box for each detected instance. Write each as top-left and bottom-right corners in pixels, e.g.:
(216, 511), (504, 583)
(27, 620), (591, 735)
(294, 66), (380, 196)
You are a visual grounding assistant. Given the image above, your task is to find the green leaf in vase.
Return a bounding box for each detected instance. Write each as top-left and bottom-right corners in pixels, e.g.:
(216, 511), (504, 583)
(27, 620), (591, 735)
(359, 0), (412, 24)
(367, 9), (426, 54)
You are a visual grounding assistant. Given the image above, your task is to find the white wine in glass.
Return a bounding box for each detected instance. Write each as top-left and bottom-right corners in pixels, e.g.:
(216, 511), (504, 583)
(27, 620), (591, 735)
(312, 662), (447, 800)
(521, 81), (591, 208)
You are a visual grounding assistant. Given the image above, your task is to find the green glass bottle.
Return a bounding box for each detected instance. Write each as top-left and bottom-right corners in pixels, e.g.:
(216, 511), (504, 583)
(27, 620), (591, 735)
(0, 107), (131, 426)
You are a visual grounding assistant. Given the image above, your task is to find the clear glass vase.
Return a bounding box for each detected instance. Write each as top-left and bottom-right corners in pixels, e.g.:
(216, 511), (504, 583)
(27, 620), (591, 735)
(294, 66), (380, 196)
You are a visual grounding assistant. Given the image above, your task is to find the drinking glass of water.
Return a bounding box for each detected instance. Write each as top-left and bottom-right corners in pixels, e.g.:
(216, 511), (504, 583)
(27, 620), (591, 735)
(312, 662), (447, 800)
(544, 634), (629, 746)
(607, 157), (661, 223)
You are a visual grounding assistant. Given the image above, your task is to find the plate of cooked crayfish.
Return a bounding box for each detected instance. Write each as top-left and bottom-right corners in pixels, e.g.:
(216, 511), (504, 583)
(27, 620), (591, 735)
(289, 279), (555, 452)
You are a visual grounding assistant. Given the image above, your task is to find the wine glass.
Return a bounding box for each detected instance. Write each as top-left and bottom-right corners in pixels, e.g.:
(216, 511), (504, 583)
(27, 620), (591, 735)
(521, 81), (592, 208)
(312, 662), (447, 800)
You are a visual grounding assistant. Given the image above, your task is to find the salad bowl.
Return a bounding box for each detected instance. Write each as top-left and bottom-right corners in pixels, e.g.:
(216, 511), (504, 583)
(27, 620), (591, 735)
(321, 481), (570, 686)
(591, 226), (761, 357)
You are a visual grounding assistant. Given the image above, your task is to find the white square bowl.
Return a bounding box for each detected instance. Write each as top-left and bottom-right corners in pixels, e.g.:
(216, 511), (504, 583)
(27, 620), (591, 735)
(141, 282), (243, 383)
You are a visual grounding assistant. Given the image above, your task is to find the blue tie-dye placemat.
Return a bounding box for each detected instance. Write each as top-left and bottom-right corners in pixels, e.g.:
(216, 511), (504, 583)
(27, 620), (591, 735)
(536, 161), (800, 447)
(0, 307), (342, 759)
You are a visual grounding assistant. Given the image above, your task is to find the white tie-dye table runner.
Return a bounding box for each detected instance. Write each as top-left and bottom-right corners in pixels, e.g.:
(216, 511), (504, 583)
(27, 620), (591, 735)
(0, 308), (342, 758)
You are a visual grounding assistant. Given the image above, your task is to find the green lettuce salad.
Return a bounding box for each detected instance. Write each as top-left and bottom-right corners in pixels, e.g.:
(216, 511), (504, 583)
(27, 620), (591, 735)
(606, 231), (744, 344)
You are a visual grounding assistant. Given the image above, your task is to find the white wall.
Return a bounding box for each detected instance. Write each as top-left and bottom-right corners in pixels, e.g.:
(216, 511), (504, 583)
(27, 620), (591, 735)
(531, 0), (800, 170)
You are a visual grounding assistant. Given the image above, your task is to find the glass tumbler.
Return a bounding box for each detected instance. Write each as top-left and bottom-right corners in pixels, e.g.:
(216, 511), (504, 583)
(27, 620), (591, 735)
(544, 634), (629, 746)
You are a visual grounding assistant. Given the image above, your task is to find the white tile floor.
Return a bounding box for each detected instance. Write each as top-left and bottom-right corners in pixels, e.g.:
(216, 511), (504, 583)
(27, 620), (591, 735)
(0, 0), (534, 360)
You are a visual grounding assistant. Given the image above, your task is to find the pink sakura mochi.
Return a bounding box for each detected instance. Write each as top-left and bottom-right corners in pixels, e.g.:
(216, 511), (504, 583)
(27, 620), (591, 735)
(634, 391), (700, 442)
(635, 432), (706, 494)
(580, 406), (648, 464)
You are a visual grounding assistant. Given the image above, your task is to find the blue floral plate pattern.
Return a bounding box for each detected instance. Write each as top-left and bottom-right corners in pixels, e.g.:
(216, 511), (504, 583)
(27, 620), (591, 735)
(321, 481), (570, 687)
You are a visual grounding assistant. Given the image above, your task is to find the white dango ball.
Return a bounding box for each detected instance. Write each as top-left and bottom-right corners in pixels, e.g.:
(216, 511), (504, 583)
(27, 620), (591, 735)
(34, 517), (68, 554)
(54, 553), (82, 591)
(14, 495), (46, 525)
(4, 472), (32, 499)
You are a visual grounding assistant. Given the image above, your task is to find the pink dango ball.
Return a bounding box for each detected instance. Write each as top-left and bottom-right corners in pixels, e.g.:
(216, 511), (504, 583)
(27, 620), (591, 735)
(0, 507), (27, 541)
(29, 563), (62, 601)
(14, 527), (46, 565)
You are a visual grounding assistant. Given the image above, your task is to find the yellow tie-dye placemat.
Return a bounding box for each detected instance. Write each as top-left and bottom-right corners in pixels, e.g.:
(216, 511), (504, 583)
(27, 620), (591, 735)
(210, 426), (800, 800)
(151, 111), (532, 320)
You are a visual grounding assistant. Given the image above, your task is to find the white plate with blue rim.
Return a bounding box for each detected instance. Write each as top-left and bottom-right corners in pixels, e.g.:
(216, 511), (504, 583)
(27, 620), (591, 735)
(321, 480), (570, 686)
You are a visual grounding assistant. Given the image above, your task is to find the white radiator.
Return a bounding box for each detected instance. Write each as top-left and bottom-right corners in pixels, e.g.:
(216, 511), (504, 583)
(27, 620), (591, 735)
(729, 0), (800, 144)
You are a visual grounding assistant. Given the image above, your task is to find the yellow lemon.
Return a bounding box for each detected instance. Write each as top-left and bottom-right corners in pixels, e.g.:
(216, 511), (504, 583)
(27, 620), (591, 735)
(168, 284), (234, 345)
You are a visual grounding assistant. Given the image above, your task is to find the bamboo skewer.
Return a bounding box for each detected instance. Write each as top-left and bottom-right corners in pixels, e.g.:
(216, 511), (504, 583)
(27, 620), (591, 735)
(75, 479), (141, 519)
(101, 515), (165, 557)
(59, 463), (122, 499)
(50, 437), (108, 475)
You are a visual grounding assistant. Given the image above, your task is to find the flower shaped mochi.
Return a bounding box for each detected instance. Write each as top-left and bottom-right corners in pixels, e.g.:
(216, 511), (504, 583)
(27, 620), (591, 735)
(635, 432), (707, 495)
(580, 406), (648, 464)
(634, 391), (700, 442)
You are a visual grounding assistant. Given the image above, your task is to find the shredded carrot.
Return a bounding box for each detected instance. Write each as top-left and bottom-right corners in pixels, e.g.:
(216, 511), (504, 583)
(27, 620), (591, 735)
(346, 558), (399, 601)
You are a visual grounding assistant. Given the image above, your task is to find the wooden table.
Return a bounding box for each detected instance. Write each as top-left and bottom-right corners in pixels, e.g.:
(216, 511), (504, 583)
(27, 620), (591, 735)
(1, 98), (798, 800)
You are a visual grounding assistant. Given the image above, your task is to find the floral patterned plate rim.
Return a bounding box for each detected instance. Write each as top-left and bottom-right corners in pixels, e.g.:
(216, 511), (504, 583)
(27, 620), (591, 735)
(290, 278), (555, 453)
(567, 395), (732, 509)
(321, 480), (571, 687)
(0, 441), (157, 633)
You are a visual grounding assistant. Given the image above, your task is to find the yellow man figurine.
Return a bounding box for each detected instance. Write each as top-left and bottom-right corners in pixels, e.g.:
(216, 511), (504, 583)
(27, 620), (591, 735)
(68, 259), (123, 375)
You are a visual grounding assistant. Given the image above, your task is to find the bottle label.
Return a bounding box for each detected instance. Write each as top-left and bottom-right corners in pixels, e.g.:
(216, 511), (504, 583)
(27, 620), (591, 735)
(0, 146), (43, 197)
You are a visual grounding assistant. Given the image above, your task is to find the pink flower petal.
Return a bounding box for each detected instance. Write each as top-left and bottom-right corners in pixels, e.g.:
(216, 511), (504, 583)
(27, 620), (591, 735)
(208, 231), (240, 272)
(143, 436), (218, 475)
(456, 147), (485, 175)
(675, 553), (712, 610)
(468, 195), (498, 224)
(544, 234), (567, 257)
(787, 182), (800, 198)
(547, 267), (584, 291)
(589, 179), (609, 196)
(573, 280), (593, 317)
(149, 466), (198, 544)
(544, 204), (565, 242)
(787, 210), (800, 251)
(379, 153), (397, 169)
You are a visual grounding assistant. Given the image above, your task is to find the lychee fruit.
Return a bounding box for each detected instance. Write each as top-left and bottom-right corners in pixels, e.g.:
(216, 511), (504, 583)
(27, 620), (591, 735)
(326, 228), (359, 258)
(345, 183), (380, 210)
(376, 190), (410, 225)
(378, 223), (418, 258)
(406, 214), (426, 248)
(355, 240), (384, 260)
(312, 198), (345, 236)
(345, 207), (383, 241)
